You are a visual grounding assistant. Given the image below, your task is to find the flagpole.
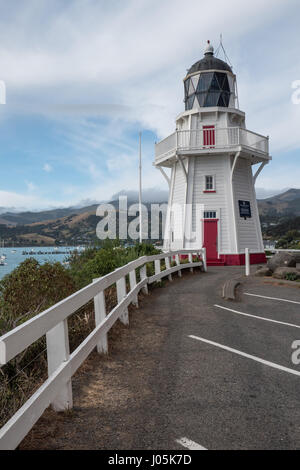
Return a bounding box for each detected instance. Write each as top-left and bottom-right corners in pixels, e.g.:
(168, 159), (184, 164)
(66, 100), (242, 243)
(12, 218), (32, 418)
(139, 132), (142, 244)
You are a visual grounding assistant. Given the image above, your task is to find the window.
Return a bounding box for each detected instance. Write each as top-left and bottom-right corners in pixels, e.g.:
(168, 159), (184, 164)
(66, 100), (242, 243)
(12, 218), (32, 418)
(184, 71), (232, 110)
(204, 211), (217, 219)
(205, 175), (215, 191)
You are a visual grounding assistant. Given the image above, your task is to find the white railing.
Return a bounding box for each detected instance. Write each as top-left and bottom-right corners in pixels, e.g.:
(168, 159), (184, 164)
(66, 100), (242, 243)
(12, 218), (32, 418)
(264, 248), (300, 260)
(155, 127), (269, 162)
(155, 132), (176, 160)
(0, 249), (206, 450)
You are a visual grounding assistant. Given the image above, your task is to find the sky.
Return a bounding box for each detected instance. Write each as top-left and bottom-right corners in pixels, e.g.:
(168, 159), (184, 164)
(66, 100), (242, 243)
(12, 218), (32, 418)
(0, 0), (299, 212)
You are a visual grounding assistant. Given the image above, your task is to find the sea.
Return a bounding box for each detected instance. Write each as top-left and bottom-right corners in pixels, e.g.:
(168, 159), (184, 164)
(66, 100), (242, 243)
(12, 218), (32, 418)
(0, 246), (85, 280)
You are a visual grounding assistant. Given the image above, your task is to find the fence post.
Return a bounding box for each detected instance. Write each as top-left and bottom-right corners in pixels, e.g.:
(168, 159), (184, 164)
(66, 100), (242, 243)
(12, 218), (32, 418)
(140, 263), (148, 294)
(93, 279), (108, 354)
(129, 269), (138, 307)
(46, 320), (73, 412)
(165, 256), (173, 281)
(155, 259), (161, 276)
(116, 276), (129, 325)
(188, 253), (194, 272)
(245, 248), (250, 276)
(202, 248), (207, 272)
(175, 254), (182, 277)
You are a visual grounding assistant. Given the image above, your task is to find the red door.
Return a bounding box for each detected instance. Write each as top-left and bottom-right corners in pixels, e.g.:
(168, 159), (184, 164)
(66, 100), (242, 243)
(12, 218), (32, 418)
(203, 219), (218, 260)
(203, 125), (215, 147)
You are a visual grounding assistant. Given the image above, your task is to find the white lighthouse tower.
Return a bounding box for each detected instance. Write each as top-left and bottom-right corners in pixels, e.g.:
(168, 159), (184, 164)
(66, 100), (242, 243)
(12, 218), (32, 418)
(155, 41), (271, 266)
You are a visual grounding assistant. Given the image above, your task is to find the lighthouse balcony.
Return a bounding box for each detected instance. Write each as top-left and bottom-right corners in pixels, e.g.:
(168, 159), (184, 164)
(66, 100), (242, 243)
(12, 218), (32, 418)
(155, 127), (270, 167)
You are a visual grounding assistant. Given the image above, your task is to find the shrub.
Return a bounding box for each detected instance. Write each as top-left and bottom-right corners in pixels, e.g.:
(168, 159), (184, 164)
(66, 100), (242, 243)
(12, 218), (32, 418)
(0, 258), (75, 335)
(285, 272), (299, 282)
(68, 240), (161, 289)
(0, 259), (76, 428)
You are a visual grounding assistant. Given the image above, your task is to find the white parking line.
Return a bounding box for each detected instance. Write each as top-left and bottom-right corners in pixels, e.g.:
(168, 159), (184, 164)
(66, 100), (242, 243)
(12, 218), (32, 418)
(214, 304), (300, 329)
(176, 437), (207, 450)
(189, 335), (300, 377)
(245, 292), (300, 305)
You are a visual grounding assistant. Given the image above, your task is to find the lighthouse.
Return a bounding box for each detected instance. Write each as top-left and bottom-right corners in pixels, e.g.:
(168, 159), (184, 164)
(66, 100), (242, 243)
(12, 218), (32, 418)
(154, 41), (271, 266)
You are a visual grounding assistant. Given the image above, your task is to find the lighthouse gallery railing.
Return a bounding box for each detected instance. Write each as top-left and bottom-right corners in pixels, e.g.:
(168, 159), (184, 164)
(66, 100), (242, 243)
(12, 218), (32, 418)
(155, 127), (269, 161)
(0, 249), (206, 450)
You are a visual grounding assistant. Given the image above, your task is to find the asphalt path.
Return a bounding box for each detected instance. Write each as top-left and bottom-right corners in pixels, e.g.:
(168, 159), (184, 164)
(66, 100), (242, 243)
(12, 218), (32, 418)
(20, 266), (300, 450)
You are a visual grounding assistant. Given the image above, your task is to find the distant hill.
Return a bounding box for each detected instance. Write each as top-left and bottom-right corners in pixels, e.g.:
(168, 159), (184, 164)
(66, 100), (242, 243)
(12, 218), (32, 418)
(0, 205), (100, 226)
(257, 188), (300, 217)
(0, 199), (166, 246)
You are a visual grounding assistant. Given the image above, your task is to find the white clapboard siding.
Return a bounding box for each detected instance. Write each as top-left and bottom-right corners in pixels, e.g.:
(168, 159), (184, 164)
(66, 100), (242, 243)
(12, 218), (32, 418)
(232, 159), (261, 252)
(0, 249), (206, 450)
(193, 155), (231, 253)
(170, 161), (187, 249)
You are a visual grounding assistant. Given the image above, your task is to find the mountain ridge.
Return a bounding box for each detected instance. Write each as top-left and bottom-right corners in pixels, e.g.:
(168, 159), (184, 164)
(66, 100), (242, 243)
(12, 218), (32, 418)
(257, 188), (300, 217)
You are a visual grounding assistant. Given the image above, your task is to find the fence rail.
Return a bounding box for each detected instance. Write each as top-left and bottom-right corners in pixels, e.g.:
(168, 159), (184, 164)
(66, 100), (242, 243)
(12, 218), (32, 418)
(265, 248), (300, 254)
(0, 249), (206, 450)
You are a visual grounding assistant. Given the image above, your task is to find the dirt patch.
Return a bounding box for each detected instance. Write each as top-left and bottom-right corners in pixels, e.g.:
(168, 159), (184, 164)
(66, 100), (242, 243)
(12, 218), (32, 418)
(19, 280), (176, 450)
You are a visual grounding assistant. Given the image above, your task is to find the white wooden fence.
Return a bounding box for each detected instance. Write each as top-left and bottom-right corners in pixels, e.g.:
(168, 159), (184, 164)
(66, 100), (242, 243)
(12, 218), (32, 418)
(264, 248), (300, 259)
(0, 249), (206, 450)
(266, 249), (300, 254)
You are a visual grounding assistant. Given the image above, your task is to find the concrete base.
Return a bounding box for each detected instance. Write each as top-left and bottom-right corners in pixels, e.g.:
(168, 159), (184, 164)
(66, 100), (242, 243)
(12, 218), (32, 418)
(180, 252), (267, 266)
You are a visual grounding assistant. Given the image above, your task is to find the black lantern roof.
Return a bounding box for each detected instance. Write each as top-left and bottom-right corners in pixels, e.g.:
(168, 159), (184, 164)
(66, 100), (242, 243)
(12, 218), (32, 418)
(186, 41), (232, 76)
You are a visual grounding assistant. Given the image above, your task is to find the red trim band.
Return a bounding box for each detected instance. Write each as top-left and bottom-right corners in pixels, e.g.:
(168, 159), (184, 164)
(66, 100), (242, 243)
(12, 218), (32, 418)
(219, 253), (267, 266)
(179, 252), (266, 266)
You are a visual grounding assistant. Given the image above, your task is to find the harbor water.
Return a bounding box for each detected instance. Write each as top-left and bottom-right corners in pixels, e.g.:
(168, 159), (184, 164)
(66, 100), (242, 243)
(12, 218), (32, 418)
(0, 246), (85, 280)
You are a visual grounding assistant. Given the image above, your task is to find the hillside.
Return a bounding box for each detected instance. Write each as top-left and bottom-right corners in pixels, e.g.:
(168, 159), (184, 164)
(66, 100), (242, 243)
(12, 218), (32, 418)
(0, 211), (100, 246)
(264, 216), (300, 238)
(0, 204), (99, 226)
(0, 200), (165, 246)
(257, 189), (300, 217)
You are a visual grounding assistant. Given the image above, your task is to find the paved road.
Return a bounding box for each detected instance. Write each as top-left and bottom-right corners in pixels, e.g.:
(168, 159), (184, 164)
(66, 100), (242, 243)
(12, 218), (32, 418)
(20, 266), (300, 450)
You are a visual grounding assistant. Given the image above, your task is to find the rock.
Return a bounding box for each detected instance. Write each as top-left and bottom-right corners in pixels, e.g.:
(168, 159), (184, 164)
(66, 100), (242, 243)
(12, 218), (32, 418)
(255, 267), (272, 277)
(273, 267), (300, 280)
(267, 252), (300, 272)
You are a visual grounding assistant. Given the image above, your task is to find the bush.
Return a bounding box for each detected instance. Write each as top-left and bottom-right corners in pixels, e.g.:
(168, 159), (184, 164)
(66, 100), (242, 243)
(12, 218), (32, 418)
(0, 258), (75, 335)
(285, 272), (300, 282)
(68, 240), (161, 289)
(0, 259), (76, 428)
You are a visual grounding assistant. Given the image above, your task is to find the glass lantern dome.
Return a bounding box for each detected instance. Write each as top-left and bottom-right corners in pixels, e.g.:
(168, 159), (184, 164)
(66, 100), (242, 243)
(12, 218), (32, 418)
(184, 42), (236, 110)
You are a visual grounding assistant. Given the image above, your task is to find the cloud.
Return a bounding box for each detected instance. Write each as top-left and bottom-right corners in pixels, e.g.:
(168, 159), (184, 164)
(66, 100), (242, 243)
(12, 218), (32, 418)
(111, 188), (169, 203)
(43, 163), (53, 172)
(25, 181), (36, 191)
(0, 0), (295, 136)
(0, 189), (76, 212)
(0, 0), (299, 211)
(0, 190), (40, 208)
